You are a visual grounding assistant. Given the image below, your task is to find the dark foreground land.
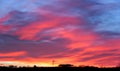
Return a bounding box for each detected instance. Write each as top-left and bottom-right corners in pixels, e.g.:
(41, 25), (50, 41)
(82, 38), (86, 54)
(0, 66), (120, 71)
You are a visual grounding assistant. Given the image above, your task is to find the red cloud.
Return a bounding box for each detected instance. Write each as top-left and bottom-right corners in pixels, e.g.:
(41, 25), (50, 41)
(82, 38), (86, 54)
(0, 0), (120, 67)
(13, 13), (82, 40)
(0, 51), (26, 57)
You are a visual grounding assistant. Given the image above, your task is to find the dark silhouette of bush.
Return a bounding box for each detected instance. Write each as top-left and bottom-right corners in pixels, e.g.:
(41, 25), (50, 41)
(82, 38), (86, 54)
(58, 64), (74, 67)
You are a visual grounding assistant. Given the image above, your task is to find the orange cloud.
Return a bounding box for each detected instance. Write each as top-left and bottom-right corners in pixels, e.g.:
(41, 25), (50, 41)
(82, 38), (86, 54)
(0, 51), (26, 57)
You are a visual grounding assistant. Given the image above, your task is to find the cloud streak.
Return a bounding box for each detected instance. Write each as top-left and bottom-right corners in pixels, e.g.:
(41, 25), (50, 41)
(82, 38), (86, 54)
(0, 0), (120, 67)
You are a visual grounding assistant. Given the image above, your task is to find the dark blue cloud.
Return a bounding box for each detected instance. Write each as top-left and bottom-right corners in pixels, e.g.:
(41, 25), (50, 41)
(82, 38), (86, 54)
(2, 11), (39, 25)
(0, 34), (70, 58)
(87, 0), (120, 38)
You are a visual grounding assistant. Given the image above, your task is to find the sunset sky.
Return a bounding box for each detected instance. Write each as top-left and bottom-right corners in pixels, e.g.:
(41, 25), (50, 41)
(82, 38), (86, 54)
(0, 0), (120, 67)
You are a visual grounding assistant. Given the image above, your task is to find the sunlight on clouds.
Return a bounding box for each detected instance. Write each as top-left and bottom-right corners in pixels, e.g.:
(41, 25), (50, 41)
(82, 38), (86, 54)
(0, 0), (120, 67)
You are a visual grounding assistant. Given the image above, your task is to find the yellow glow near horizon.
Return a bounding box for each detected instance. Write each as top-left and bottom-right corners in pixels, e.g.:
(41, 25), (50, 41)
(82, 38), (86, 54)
(0, 61), (58, 67)
(0, 61), (116, 67)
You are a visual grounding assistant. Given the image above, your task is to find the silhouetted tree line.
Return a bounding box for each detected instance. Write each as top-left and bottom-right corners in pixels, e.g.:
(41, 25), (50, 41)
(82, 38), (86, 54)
(0, 64), (120, 71)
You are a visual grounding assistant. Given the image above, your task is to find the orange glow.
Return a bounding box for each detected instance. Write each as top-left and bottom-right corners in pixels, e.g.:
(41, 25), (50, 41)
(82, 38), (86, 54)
(0, 51), (26, 57)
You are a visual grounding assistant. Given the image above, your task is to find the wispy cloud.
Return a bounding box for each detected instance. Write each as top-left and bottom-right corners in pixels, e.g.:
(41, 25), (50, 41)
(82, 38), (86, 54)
(0, 0), (120, 67)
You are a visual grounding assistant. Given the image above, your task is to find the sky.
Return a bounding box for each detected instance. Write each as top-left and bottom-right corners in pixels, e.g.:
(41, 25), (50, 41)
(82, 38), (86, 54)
(0, 0), (120, 67)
